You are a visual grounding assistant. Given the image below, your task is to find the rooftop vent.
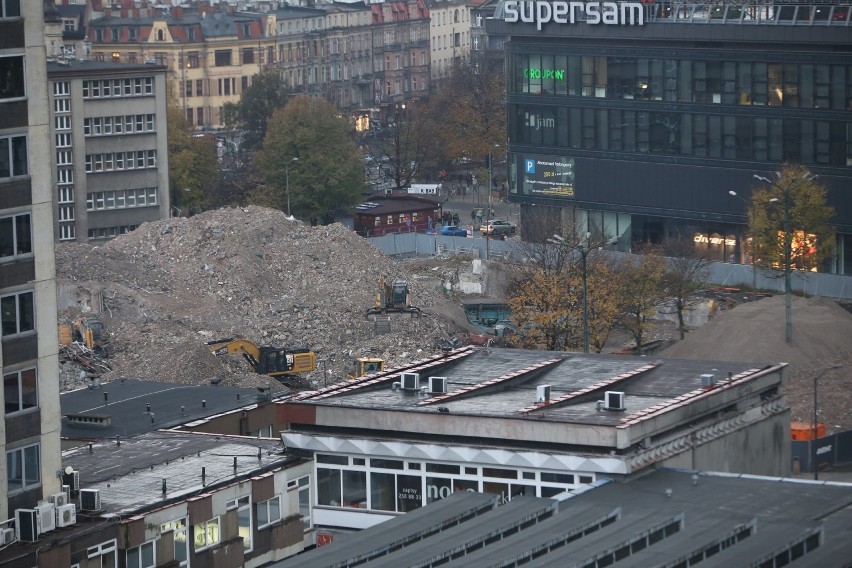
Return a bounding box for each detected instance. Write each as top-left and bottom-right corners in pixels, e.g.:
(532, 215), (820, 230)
(428, 376), (447, 394)
(65, 414), (111, 428)
(604, 391), (625, 411)
(700, 374), (716, 388)
(536, 384), (551, 403)
(400, 372), (419, 391)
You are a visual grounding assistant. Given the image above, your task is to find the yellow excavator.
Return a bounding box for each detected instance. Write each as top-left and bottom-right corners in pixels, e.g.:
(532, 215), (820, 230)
(366, 274), (421, 317)
(206, 338), (316, 385)
(346, 357), (385, 380)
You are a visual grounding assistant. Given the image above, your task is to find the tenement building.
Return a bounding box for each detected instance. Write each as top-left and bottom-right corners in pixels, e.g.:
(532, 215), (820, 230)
(488, 1), (852, 274)
(1, 0), (63, 524)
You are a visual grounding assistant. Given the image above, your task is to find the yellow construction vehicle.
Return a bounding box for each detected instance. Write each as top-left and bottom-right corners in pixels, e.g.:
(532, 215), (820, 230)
(206, 338), (316, 381)
(346, 357), (385, 380)
(366, 274), (421, 317)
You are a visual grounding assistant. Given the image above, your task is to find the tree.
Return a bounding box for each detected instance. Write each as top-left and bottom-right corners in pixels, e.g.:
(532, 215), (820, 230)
(749, 165), (836, 273)
(430, 51), (506, 165)
(362, 100), (438, 190)
(661, 238), (714, 340)
(222, 68), (290, 152)
(167, 103), (218, 214)
(616, 245), (667, 349)
(255, 96), (363, 220)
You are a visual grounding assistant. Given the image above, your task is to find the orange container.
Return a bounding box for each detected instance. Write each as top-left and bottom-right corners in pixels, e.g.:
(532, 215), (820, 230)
(791, 421), (825, 441)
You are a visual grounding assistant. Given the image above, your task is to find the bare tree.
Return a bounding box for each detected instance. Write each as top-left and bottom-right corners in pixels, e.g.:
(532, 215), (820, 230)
(661, 238), (714, 340)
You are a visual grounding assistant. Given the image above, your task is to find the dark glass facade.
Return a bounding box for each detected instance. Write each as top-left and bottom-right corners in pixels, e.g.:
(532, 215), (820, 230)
(489, 2), (852, 274)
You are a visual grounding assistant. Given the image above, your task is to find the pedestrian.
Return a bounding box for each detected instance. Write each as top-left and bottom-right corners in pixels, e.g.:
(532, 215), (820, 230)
(471, 209), (476, 222)
(476, 209), (483, 223)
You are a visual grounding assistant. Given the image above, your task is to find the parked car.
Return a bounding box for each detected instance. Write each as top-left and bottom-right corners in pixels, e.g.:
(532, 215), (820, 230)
(440, 225), (469, 237)
(481, 220), (517, 237)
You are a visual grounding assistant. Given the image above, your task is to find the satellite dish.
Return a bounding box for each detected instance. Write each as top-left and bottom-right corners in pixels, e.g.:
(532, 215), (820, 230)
(64, 465), (74, 475)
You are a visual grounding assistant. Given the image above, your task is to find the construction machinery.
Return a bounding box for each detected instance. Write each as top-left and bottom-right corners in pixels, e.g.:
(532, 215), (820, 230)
(206, 338), (316, 384)
(366, 274), (421, 317)
(346, 357), (385, 380)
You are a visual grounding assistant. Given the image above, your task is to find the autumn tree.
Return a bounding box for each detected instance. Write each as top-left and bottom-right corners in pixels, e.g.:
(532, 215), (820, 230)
(255, 96), (363, 220)
(167, 103), (218, 214)
(661, 238), (714, 340)
(749, 165), (836, 273)
(221, 68), (290, 152)
(616, 245), (668, 349)
(430, 50), (506, 165)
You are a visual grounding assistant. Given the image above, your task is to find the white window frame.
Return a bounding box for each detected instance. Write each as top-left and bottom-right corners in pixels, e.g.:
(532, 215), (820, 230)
(6, 443), (40, 493)
(227, 495), (253, 553)
(55, 115), (70, 130)
(125, 539), (155, 568)
(1, 290), (34, 336)
(58, 205), (74, 222)
(0, 54), (25, 101)
(0, 212), (30, 259)
(58, 186), (73, 203)
(59, 224), (75, 241)
(1, 134), (28, 179)
(3, 367), (37, 415)
(0, 0), (21, 19)
(257, 496), (281, 528)
(193, 517), (220, 551)
(86, 539), (117, 566)
(160, 518), (188, 567)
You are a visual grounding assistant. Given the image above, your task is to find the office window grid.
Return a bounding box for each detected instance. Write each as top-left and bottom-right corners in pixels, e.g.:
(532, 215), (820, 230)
(85, 150), (156, 173)
(83, 114), (155, 136)
(87, 187), (157, 211)
(88, 225), (138, 240)
(82, 77), (154, 99)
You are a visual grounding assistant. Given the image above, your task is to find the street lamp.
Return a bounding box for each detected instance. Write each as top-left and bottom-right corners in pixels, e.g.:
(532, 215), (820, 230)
(728, 190), (757, 302)
(752, 172), (803, 345)
(550, 232), (592, 354)
(285, 157), (299, 218)
(813, 364), (844, 480)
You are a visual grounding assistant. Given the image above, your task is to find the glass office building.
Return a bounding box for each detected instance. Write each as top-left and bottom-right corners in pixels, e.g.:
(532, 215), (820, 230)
(488, 1), (852, 273)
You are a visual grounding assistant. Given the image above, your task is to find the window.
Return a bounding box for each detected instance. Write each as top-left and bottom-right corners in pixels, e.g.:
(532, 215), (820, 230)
(215, 50), (232, 66)
(56, 133), (72, 148)
(0, 55), (25, 100)
(1, 0), (21, 18)
(242, 48), (254, 64)
(59, 224), (75, 241)
(53, 81), (69, 96)
(58, 187), (73, 203)
(161, 518), (188, 567)
(188, 52), (199, 68)
(86, 540), (117, 567)
(125, 540), (154, 568)
(6, 443), (39, 492)
(193, 517), (220, 551)
(4, 368), (36, 414)
(55, 115), (70, 130)
(227, 496), (252, 552)
(1, 290), (34, 336)
(257, 496), (281, 528)
(58, 205), (74, 222)
(0, 213), (31, 258)
(111, 28), (118, 41)
(146, 114), (154, 131)
(0, 135), (28, 179)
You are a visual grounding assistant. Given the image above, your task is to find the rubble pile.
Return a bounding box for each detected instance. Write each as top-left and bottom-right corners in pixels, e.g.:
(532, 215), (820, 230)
(55, 206), (470, 390)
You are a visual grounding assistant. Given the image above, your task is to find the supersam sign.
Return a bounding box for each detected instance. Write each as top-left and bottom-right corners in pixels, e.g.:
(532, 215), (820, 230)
(503, 1), (645, 30)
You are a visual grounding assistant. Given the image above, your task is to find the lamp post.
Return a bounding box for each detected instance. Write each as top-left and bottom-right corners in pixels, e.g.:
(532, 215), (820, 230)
(728, 190), (757, 301)
(753, 173), (799, 345)
(550, 232), (592, 353)
(813, 364), (844, 480)
(285, 157), (299, 218)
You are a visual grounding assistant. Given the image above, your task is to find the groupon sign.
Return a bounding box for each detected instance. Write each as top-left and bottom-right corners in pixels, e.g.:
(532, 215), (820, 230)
(504, 1), (645, 30)
(523, 156), (575, 197)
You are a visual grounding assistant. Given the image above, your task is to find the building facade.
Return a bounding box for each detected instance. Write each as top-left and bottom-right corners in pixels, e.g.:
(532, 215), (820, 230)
(428, 0), (473, 78)
(488, 1), (852, 274)
(1, 0), (63, 523)
(47, 60), (171, 242)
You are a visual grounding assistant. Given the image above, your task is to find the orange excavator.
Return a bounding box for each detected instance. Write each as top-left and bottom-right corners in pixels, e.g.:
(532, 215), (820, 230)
(206, 338), (316, 385)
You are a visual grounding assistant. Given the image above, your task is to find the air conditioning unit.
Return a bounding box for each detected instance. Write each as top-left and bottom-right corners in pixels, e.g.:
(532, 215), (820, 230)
(536, 384), (552, 403)
(0, 527), (16, 545)
(62, 484), (71, 503)
(15, 509), (40, 542)
(37, 502), (56, 533)
(63, 470), (80, 496)
(80, 488), (101, 512)
(400, 372), (419, 390)
(428, 376), (447, 394)
(700, 373), (716, 387)
(49, 492), (68, 507)
(55, 504), (77, 528)
(604, 391), (625, 411)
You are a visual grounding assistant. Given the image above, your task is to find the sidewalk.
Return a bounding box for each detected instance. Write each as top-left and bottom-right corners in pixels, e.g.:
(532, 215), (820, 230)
(440, 190), (521, 235)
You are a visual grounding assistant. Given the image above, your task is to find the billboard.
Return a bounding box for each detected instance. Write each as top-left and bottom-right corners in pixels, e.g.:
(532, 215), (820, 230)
(522, 156), (575, 197)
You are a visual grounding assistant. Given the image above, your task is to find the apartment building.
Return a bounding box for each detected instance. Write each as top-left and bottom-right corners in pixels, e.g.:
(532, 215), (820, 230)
(427, 0), (472, 78)
(1, 0), (63, 523)
(47, 60), (170, 242)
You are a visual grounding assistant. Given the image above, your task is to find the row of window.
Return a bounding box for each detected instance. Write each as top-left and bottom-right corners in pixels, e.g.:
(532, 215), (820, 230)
(84, 150), (157, 173)
(83, 114), (155, 137)
(0, 134), (28, 179)
(0, 213), (32, 259)
(6, 443), (39, 494)
(0, 55), (24, 101)
(81, 77), (154, 99)
(87, 187), (158, 211)
(88, 225), (138, 240)
(510, 106), (852, 167)
(509, 54), (852, 111)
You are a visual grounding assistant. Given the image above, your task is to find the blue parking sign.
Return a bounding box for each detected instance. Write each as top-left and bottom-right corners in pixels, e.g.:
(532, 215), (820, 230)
(525, 159), (536, 174)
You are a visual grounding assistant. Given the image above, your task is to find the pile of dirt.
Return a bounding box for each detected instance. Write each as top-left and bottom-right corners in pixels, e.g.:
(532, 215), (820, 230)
(55, 206), (472, 391)
(660, 294), (852, 433)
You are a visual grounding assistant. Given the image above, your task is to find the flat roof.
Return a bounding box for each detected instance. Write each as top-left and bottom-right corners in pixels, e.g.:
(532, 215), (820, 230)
(61, 379), (284, 440)
(269, 469), (852, 567)
(62, 432), (296, 516)
(290, 347), (768, 427)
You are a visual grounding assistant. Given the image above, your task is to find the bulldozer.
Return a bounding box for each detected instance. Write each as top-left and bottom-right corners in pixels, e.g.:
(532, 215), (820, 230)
(206, 338), (316, 386)
(366, 274), (421, 317)
(346, 357), (385, 381)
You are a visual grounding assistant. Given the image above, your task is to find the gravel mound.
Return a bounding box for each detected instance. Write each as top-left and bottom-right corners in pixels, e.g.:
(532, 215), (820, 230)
(56, 206), (469, 391)
(660, 294), (852, 433)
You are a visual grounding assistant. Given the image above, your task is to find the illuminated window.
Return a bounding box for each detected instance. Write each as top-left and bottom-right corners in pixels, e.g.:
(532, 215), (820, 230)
(227, 496), (252, 552)
(193, 517), (220, 551)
